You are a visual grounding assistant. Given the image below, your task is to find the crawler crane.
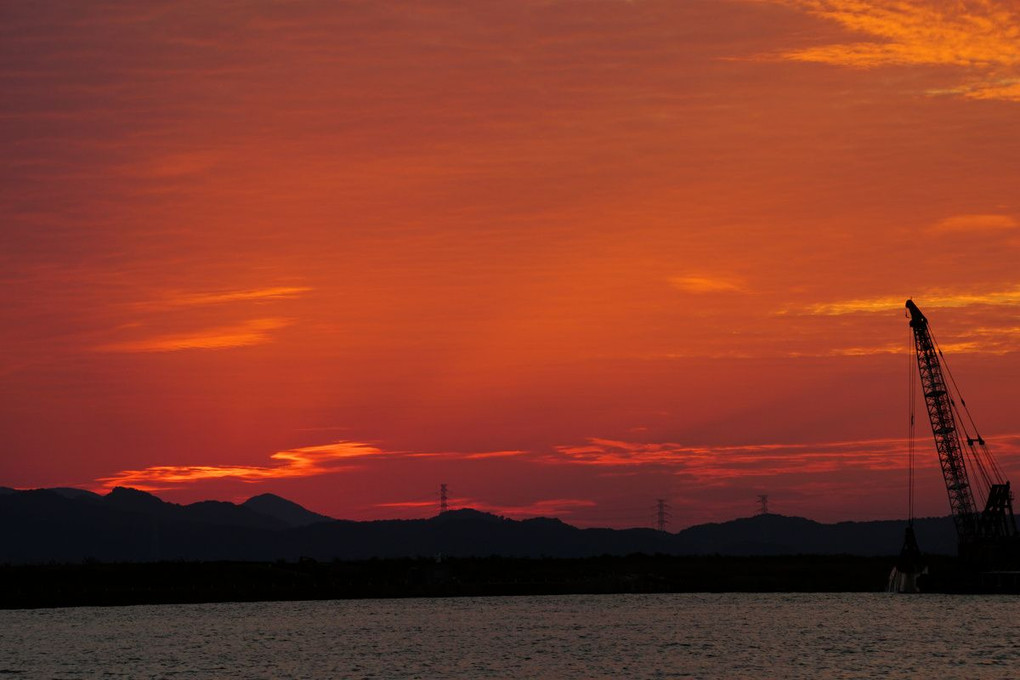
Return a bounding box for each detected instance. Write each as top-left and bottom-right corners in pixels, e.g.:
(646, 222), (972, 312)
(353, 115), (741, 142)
(906, 299), (1020, 576)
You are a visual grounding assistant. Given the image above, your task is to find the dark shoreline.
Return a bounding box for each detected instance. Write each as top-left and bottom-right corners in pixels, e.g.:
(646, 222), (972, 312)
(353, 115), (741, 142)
(0, 554), (963, 610)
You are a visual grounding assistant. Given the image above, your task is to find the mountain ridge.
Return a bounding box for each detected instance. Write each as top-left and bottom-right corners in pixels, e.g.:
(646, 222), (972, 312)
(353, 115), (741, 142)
(0, 487), (957, 564)
(242, 493), (334, 528)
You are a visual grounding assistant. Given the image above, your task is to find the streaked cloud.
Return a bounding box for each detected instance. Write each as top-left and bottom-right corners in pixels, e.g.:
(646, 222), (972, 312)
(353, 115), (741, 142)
(669, 275), (746, 293)
(93, 287), (312, 353)
(402, 449), (525, 460)
(549, 436), (915, 477)
(796, 288), (1020, 316)
(768, 0), (1019, 67)
(810, 343), (904, 357)
(757, 0), (1020, 101)
(948, 327), (1020, 356)
(461, 450), (527, 460)
(140, 286), (313, 310)
(97, 440), (384, 491)
(94, 317), (292, 352)
(808, 341), (994, 357)
(98, 442), (527, 492)
(932, 214), (1018, 233)
(958, 79), (1020, 101)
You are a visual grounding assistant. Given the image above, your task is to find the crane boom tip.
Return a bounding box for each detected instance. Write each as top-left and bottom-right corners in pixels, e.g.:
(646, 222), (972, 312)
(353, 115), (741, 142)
(906, 299), (926, 327)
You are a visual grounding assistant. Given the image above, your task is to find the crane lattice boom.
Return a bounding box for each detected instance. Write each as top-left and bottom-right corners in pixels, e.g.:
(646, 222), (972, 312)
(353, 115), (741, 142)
(907, 300), (978, 537)
(906, 299), (1019, 569)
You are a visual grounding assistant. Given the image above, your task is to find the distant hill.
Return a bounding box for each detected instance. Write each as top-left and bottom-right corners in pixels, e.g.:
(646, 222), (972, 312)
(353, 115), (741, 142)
(47, 487), (103, 501)
(242, 493), (333, 528)
(0, 487), (958, 564)
(676, 513), (955, 556)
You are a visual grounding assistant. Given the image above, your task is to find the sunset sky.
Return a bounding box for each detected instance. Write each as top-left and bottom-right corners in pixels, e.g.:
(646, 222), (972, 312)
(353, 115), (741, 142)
(3, 0), (1019, 528)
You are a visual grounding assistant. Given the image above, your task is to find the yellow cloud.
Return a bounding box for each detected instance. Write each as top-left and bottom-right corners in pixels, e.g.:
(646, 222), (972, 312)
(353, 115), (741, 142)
(167, 287), (312, 306)
(101, 287), (311, 352)
(97, 440), (384, 490)
(932, 214), (1018, 232)
(963, 79), (1020, 101)
(825, 343), (904, 357)
(131, 286), (313, 310)
(97, 442), (527, 491)
(799, 288), (1020, 315)
(757, 0), (1020, 101)
(669, 275), (746, 293)
(928, 78), (1020, 100)
(95, 317), (292, 352)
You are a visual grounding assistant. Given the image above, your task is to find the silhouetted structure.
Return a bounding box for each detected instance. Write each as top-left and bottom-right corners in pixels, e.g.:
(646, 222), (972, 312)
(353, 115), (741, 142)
(906, 299), (1020, 575)
(757, 495), (769, 515)
(439, 484), (449, 515)
(655, 499), (670, 532)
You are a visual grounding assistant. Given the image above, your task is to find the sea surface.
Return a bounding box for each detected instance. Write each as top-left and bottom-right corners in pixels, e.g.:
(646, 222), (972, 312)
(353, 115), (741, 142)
(0, 593), (1017, 679)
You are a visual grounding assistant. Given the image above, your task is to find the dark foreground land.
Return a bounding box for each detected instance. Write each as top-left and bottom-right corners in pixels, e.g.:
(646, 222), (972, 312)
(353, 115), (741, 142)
(0, 554), (957, 609)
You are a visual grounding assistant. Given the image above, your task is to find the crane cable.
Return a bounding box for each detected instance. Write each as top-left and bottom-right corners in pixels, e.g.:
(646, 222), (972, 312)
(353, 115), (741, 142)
(930, 329), (1004, 493)
(928, 338), (992, 506)
(907, 323), (916, 525)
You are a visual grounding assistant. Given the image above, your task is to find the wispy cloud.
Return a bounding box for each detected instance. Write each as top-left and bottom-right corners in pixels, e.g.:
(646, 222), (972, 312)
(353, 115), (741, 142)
(547, 434), (1020, 490)
(94, 317), (292, 352)
(462, 450), (526, 460)
(816, 343), (904, 357)
(401, 450), (525, 460)
(794, 340), (995, 358)
(97, 442), (526, 491)
(955, 79), (1020, 101)
(139, 286), (313, 310)
(669, 275), (746, 293)
(794, 295), (907, 315)
(96, 286), (312, 352)
(756, 0), (1020, 101)
(549, 436), (914, 476)
(948, 327), (1020, 356)
(932, 214), (1018, 233)
(795, 288), (1020, 316)
(97, 440), (384, 491)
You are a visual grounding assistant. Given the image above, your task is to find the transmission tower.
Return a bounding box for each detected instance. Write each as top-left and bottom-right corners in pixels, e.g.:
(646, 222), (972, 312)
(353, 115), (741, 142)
(757, 494), (769, 515)
(439, 483), (449, 514)
(655, 499), (671, 532)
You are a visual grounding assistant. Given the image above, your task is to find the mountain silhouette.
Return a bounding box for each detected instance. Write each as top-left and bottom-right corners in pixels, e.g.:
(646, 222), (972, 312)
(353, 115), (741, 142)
(47, 487), (103, 501)
(242, 493), (333, 528)
(0, 487), (957, 564)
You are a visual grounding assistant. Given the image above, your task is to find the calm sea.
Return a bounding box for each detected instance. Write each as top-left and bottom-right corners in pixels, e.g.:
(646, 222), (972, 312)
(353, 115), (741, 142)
(0, 593), (1017, 678)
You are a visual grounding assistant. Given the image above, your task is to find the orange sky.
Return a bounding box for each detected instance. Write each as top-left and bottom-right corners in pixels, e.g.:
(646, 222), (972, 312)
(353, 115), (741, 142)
(2, 0), (1019, 527)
